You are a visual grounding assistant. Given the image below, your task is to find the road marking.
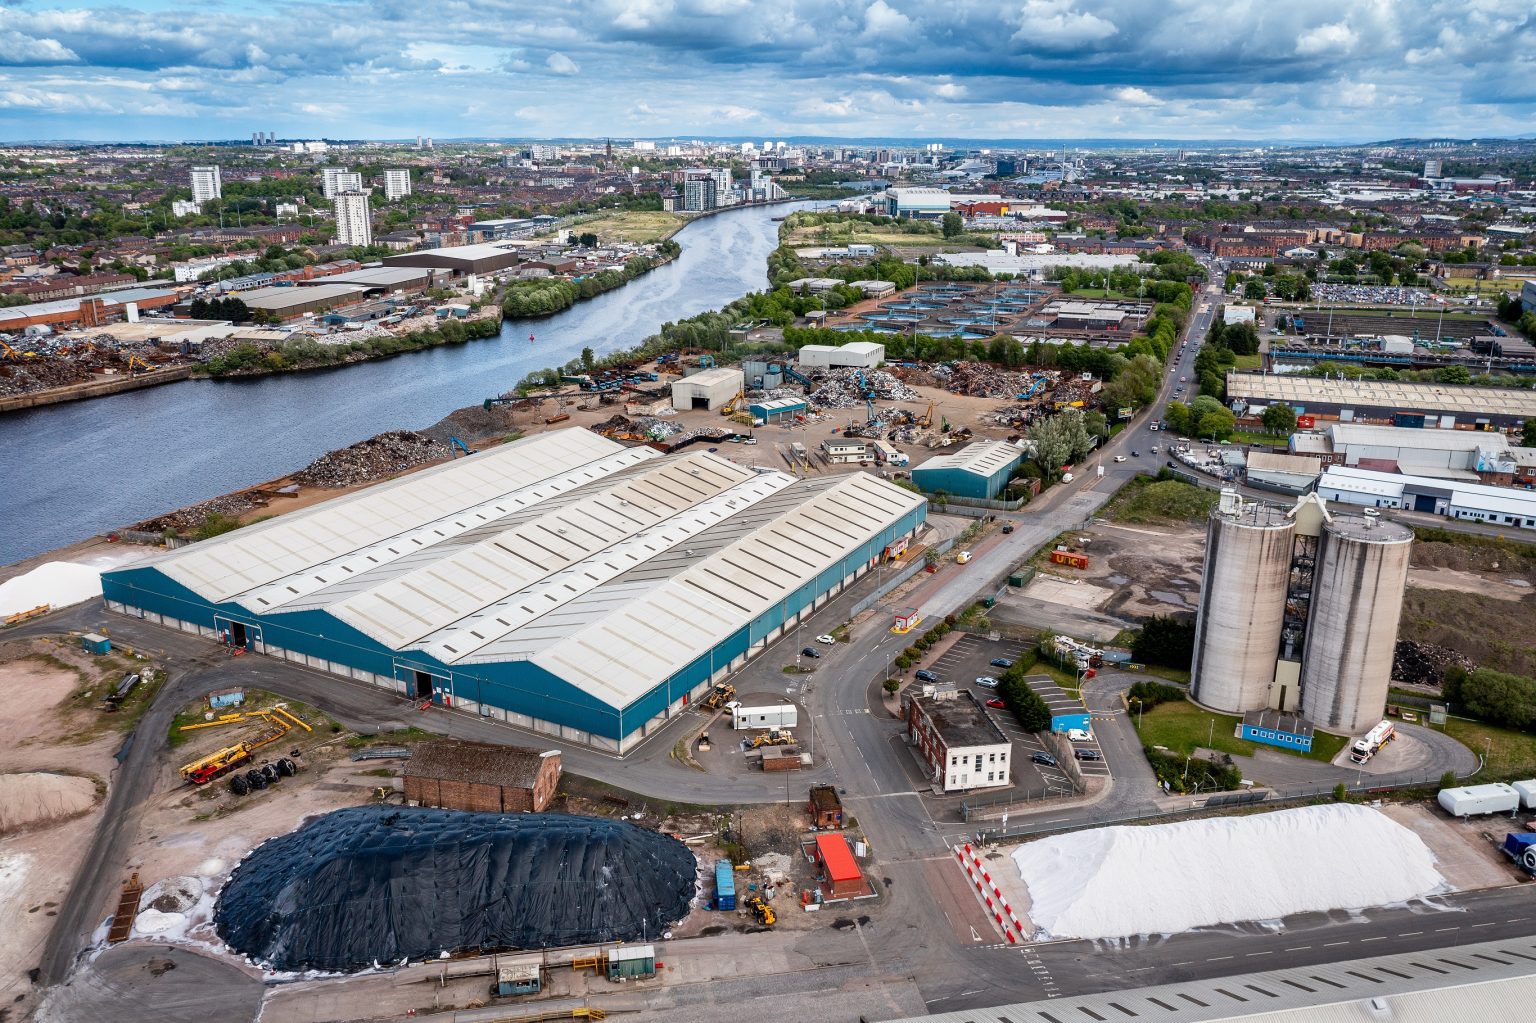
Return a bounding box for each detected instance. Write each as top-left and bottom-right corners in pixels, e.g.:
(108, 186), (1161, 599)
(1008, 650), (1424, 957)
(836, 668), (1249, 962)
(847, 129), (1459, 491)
(1284, 947), (1311, 952)
(1508, 918), (1528, 924)
(1471, 922), (1496, 928)
(1207, 955), (1233, 961)
(1323, 941), (1349, 948)
(1434, 927), (1459, 932)
(1172, 961), (1194, 967)
(1245, 951), (1272, 957)
(1400, 931), (1423, 937)
(1360, 937), (1386, 943)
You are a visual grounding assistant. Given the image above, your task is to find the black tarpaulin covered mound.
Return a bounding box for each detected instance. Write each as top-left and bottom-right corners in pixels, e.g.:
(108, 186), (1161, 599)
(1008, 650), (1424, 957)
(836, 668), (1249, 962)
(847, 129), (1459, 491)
(212, 805), (697, 972)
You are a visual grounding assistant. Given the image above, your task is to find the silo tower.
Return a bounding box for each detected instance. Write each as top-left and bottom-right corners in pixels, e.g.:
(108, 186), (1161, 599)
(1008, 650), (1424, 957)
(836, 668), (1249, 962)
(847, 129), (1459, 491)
(1299, 508), (1414, 734)
(1190, 490), (1296, 714)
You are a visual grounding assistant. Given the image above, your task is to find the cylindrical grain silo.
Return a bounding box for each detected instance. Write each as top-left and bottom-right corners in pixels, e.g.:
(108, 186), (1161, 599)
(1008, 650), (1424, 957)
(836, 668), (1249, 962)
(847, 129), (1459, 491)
(1300, 509), (1413, 734)
(1190, 492), (1296, 714)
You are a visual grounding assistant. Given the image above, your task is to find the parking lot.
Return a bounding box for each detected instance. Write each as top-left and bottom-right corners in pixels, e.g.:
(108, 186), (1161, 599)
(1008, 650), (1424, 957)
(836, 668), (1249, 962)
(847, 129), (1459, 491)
(924, 634), (1110, 799)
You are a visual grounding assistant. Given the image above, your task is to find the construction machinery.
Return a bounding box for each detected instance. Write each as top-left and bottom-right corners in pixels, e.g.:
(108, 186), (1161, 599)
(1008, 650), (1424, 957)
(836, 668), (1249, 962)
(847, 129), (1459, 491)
(749, 729), (795, 749)
(483, 394), (518, 412)
(448, 436), (476, 457)
(176, 707), (312, 785)
(916, 400), (935, 428)
(126, 354), (151, 374)
(720, 389), (745, 417)
(746, 894), (777, 927)
(702, 681), (737, 711)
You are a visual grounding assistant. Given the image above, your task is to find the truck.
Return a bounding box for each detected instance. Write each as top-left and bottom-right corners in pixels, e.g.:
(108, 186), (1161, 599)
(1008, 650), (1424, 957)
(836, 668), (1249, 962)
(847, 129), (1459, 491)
(1348, 721), (1396, 764)
(1437, 783), (1521, 818)
(1505, 833), (1536, 875)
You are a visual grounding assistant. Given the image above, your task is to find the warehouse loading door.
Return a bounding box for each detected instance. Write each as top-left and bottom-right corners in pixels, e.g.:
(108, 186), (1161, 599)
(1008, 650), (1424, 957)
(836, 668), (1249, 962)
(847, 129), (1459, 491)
(413, 671), (433, 699)
(1413, 494), (1436, 513)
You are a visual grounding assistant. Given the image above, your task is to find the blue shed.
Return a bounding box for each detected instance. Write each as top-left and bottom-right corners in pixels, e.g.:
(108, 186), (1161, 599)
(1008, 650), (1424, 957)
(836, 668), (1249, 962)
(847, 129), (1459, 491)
(748, 397), (806, 424)
(910, 441), (1023, 500)
(1240, 710), (1314, 753)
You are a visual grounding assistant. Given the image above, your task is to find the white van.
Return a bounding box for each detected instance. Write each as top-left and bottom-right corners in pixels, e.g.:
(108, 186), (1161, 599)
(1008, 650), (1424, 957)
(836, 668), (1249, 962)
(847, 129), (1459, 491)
(1066, 728), (1093, 742)
(1061, 472), (1075, 483)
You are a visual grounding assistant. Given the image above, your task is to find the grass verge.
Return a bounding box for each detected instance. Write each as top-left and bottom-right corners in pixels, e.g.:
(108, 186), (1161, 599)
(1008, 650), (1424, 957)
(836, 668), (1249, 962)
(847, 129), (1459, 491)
(1136, 698), (1349, 764)
(1106, 474), (1219, 525)
(1441, 717), (1536, 779)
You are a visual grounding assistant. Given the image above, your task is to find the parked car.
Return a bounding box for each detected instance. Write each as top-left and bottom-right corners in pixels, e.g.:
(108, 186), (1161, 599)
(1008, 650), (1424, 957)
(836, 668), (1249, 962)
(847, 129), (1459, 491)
(974, 676), (1000, 689)
(1074, 749), (1103, 762)
(1131, 450), (1139, 457)
(986, 698), (1006, 709)
(915, 669), (939, 683)
(815, 634), (836, 645)
(1032, 751), (1058, 766)
(801, 647), (820, 659)
(989, 658), (1013, 668)
(1001, 523), (1014, 534)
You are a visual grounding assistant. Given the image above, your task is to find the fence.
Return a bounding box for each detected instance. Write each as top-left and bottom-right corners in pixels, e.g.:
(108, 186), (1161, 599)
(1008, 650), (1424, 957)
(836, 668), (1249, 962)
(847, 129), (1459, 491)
(971, 769), (1458, 843)
(846, 535), (955, 619)
(927, 493), (1029, 512)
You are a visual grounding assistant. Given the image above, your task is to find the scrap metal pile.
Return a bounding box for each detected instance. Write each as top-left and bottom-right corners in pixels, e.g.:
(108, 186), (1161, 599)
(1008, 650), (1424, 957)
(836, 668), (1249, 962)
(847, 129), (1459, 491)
(292, 431), (450, 488)
(931, 362), (1055, 400)
(1392, 640), (1474, 688)
(806, 368), (920, 408)
(133, 491), (268, 536)
(214, 806), (697, 973)
(591, 413), (684, 443)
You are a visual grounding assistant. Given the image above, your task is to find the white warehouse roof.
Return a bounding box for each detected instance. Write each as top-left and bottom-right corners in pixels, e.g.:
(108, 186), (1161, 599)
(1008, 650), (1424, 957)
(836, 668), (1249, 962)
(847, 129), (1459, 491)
(1227, 372), (1536, 418)
(142, 428), (924, 710)
(916, 440), (1024, 478)
(1327, 423), (1507, 454)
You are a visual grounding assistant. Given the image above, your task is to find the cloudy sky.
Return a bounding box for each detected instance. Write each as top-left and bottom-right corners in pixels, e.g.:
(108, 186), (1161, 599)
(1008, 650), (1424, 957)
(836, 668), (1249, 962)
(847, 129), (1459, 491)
(0, 0), (1532, 143)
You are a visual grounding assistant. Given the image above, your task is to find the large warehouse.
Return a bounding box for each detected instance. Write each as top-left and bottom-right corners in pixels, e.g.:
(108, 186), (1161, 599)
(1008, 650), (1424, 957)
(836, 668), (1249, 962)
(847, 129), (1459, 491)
(1227, 371), (1536, 430)
(102, 429), (925, 753)
(383, 243), (523, 276)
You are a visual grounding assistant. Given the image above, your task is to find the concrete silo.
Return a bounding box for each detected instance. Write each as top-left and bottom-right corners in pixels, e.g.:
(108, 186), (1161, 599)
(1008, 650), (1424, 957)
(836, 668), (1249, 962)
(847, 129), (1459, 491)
(1191, 490), (1297, 714)
(1300, 509), (1413, 734)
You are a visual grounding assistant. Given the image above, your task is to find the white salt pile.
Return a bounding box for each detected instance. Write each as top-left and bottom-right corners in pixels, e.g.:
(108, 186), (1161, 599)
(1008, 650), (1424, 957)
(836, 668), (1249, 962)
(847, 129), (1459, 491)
(0, 562), (101, 617)
(1012, 804), (1445, 941)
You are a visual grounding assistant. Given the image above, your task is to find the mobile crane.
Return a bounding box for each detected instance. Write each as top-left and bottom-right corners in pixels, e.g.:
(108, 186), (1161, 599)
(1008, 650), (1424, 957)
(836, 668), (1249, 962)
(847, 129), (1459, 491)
(176, 707), (312, 785)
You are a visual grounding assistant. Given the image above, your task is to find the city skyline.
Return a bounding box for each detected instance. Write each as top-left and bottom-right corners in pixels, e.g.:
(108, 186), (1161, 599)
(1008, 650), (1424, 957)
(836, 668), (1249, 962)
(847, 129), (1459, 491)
(0, 0), (1533, 143)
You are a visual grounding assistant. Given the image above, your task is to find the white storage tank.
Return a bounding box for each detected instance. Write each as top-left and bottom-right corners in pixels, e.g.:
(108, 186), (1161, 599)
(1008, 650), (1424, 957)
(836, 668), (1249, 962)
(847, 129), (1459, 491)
(1513, 779), (1536, 810)
(1438, 783), (1520, 818)
(1300, 510), (1413, 734)
(1191, 493), (1296, 714)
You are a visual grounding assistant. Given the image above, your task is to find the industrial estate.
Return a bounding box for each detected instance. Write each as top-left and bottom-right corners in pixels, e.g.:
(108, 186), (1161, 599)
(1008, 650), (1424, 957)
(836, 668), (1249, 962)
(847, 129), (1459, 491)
(9, 9), (1536, 1023)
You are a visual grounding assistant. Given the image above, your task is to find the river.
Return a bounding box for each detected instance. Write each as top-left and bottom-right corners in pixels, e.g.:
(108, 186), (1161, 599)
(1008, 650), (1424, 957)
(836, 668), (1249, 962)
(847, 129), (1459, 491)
(1, 201), (810, 565)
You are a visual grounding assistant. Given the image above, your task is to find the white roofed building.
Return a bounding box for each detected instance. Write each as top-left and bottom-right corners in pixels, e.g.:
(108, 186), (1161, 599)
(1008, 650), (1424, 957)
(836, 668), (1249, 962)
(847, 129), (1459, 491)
(102, 429), (927, 752)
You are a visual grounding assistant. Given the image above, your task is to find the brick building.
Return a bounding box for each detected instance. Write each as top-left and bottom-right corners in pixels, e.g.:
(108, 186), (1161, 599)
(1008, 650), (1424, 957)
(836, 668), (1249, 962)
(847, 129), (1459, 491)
(905, 689), (1011, 793)
(403, 740), (561, 813)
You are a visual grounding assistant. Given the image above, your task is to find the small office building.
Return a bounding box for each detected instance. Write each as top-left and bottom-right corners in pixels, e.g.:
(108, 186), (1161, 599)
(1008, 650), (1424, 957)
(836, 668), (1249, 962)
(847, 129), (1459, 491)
(906, 689), (1011, 792)
(1240, 710), (1315, 753)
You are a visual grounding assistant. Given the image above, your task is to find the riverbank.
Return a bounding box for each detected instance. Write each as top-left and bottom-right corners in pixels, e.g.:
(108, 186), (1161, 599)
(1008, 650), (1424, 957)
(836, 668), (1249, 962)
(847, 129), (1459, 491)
(0, 364), (194, 414)
(197, 310), (502, 379)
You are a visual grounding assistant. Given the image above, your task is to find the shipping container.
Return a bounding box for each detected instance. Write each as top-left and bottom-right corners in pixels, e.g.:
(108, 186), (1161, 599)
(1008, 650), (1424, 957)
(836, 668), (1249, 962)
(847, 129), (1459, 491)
(81, 633), (112, 655)
(1437, 783), (1520, 817)
(715, 860), (736, 910)
(728, 702), (798, 731)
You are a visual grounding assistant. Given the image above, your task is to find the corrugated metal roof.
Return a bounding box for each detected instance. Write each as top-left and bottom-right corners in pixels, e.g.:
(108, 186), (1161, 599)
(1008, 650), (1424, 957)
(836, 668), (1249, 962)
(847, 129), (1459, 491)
(530, 471), (923, 708)
(915, 440), (1024, 478)
(883, 936), (1536, 1023)
(158, 429), (632, 603)
(1228, 371), (1536, 417)
(1329, 423), (1506, 453)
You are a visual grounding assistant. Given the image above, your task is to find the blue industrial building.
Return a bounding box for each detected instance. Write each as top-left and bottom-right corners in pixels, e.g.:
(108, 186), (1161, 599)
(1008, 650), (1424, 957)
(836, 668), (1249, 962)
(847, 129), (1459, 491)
(1239, 710), (1315, 753)
(102, 430), (925, 754)
(749, 397), (807, 424)
(910, 440), (1024, 501)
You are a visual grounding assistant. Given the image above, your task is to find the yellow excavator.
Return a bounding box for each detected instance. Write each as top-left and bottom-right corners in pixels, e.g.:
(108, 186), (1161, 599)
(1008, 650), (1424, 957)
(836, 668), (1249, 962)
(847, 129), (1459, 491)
(720, 389), (746, 417)
(749, 729), (795, 749)
(747, 894), (776, 926)
(916, 400), (934, 428)
(702, 682), (736, 711)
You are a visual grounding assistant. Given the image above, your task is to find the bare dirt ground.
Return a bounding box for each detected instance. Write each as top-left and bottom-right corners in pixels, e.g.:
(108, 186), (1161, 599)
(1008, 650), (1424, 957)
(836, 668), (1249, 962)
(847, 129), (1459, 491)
(1406, 566), (1531, 601)
(0, 637), (158, 1016)
(1377, 802), (1517, 892)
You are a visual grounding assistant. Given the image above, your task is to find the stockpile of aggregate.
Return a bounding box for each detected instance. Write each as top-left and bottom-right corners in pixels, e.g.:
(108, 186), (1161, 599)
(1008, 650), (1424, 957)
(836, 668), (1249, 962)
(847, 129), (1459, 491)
(292, 431), (449, 487)
(214, 806), (697, 972)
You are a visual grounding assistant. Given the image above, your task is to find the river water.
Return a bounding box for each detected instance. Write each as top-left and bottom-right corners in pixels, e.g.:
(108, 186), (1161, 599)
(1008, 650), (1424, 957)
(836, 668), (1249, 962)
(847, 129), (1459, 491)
(1, 201), (809, 565)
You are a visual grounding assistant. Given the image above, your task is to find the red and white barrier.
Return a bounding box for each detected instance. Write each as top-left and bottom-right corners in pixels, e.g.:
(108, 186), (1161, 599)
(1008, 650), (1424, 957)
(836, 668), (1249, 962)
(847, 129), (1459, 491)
(954, 844), (1023, 943)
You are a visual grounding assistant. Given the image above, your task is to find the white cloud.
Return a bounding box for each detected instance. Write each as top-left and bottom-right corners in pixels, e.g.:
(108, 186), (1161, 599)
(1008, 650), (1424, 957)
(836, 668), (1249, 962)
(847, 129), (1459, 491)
(710, 104), (760, 121)
(0, 31), (79, 65)
(863, 0), (911, 37)
(1112, 86), (1160, 106)
(934, 82), (966, 99)
(1295, 22), (1358, 56)
(1014, 0), (1116, 49)
(545, 51), (580, 75)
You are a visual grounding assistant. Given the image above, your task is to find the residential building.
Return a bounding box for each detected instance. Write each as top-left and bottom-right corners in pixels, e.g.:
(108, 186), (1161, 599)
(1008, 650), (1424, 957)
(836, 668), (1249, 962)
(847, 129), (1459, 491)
(190, 165), (222, 203)
(171, 200), (201, 218)
(383, 168), (412, 201)
(683, 177), (718, 212)
(529, 143), (560, 162)
(906, 689), (1012, 793)
(333, 191), (373, 247)
(322, 167), (363, 199)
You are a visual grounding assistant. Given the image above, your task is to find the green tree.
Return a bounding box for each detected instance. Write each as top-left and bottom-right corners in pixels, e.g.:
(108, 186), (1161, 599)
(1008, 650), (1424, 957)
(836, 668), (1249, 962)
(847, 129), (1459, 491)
(1521, 419), (1536, 447)
(941, 211), (963, 239)
(1243, 279), (1267, 300)
(1001, 677), (1052, 733)
(580, 346), (595, 372)
(1164, 400), (1193, 436)
(1197, 407), (1237, 440)
(1131, 616), (1196, 669)
(1261, 403), (1298, 435)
